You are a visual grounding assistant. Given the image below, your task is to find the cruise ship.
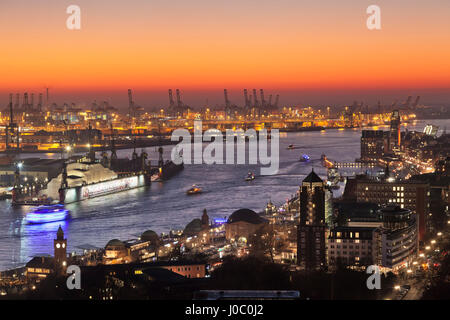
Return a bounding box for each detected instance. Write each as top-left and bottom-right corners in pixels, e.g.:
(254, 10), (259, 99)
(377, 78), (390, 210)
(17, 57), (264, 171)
(35, 147), (183, 204)
(41, 161), (149, 204)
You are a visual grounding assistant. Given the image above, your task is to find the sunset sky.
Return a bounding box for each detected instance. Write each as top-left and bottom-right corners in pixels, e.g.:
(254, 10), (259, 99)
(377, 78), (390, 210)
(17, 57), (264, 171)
(1, 0), (449, 107)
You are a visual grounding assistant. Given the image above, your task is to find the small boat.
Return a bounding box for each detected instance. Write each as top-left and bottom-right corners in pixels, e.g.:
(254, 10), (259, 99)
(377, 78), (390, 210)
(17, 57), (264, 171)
(299, 154), (310, 162)
(245, 172), (255, 181)
(287, 144), (295, 150)
(186, 185), (202, 195)
(25, 204), (69, 224)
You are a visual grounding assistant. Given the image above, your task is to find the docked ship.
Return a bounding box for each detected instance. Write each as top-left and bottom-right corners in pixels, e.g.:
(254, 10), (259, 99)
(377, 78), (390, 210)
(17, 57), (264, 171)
(40, 148), (152, 204)
(29, 130), (183, 204)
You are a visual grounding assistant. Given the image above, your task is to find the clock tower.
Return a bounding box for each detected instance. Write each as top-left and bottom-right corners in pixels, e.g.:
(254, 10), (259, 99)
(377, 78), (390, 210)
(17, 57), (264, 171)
(54, 226), (67, 274)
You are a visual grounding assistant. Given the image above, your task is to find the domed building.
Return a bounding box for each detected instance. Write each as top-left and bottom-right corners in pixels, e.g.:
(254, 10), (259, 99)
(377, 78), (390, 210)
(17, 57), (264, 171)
(141, 230), (160, 246)
(225, 208), (266, 242)
(104, 239), (130, 264)
(183, 219), (203, 237)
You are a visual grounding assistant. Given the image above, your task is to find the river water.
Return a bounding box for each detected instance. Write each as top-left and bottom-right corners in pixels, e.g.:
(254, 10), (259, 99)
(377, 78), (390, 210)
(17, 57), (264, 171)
(0, 120), (447, 271)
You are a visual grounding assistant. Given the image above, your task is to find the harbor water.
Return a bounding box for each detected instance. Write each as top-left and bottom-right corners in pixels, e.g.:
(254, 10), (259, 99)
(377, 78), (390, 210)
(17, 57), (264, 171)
(0, 120), (447, 271)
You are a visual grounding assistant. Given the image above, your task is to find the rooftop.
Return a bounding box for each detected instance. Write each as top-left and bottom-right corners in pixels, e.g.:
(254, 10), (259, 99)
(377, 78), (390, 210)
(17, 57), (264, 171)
(227, 208), (265, 225)
(303, 169), (323, 183)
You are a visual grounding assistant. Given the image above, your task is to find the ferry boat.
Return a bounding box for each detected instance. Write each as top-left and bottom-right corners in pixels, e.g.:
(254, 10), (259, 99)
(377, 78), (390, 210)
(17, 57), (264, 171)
(25, 204), (69, 224)
(186, 185), (202, 195)
(299, 154), (310, 162)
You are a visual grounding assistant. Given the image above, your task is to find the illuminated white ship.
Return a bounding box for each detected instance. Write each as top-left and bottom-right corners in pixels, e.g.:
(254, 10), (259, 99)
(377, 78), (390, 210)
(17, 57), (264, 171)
(40, 161), (148, 204)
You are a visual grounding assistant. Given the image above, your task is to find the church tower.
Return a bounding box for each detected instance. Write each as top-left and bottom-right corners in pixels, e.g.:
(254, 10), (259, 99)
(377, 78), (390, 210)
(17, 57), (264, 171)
(54, 226), (67, 274)
(201, 209), (209, 230)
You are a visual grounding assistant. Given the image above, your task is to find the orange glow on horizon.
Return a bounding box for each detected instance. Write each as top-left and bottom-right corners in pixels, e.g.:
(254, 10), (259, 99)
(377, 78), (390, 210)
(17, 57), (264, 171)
(1, 1), (449, 93)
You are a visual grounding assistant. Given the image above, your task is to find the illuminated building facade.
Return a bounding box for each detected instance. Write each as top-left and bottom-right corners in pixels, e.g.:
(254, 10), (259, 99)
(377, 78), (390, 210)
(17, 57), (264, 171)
(297, 170), (327, 271)
(355, 178), (429, 241)
(360, 130), (388, 162)
(378, 206), (418, 270)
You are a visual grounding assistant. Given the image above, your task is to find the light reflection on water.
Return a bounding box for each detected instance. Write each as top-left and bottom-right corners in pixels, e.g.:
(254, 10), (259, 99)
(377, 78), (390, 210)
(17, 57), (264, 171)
(0, 120), (447, 270)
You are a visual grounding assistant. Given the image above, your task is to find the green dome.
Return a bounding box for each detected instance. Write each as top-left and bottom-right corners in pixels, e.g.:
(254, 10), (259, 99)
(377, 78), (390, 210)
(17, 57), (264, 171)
(183, 218), (202, 236)
(227, 208), (264, 225)
(106, 239), (125, 248)
(141, 230), (159, 243)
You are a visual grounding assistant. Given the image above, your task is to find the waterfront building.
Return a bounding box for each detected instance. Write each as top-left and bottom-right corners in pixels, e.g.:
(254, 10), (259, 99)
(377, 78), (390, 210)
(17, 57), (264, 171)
(360, 130), (388, 162)
(297, 170), (328, 271)
(140, 230), (160, 247)
(353, 175), (429, 241)
(225, 208), (266, 243)
(103, 237), (155, 265)
(25, 257), (54, 281)
(378, 206), (418, 270)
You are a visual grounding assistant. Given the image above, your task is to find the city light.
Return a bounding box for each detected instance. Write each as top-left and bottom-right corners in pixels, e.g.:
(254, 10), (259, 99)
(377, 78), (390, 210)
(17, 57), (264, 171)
(0, 1), (448, 303)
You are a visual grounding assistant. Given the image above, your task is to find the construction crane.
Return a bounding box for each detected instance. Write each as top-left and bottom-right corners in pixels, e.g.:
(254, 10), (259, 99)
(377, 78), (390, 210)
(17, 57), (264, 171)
(176, 89), (182, 108)
(224, 89), (231, 108)
(401, 96), (412, 110)
(252, 89), (259, 107)
(127, 89), (134, 126)
(168, 89), (175, 108)
(411, 96), (420, 109)
(274, 94), (279, 109)
(243, 89), (250, 108)
(260, 89), (266, 108)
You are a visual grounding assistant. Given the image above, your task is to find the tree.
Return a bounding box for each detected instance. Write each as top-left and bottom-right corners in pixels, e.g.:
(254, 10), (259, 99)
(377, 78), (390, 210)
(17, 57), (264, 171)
(248, 224), (277, 262)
